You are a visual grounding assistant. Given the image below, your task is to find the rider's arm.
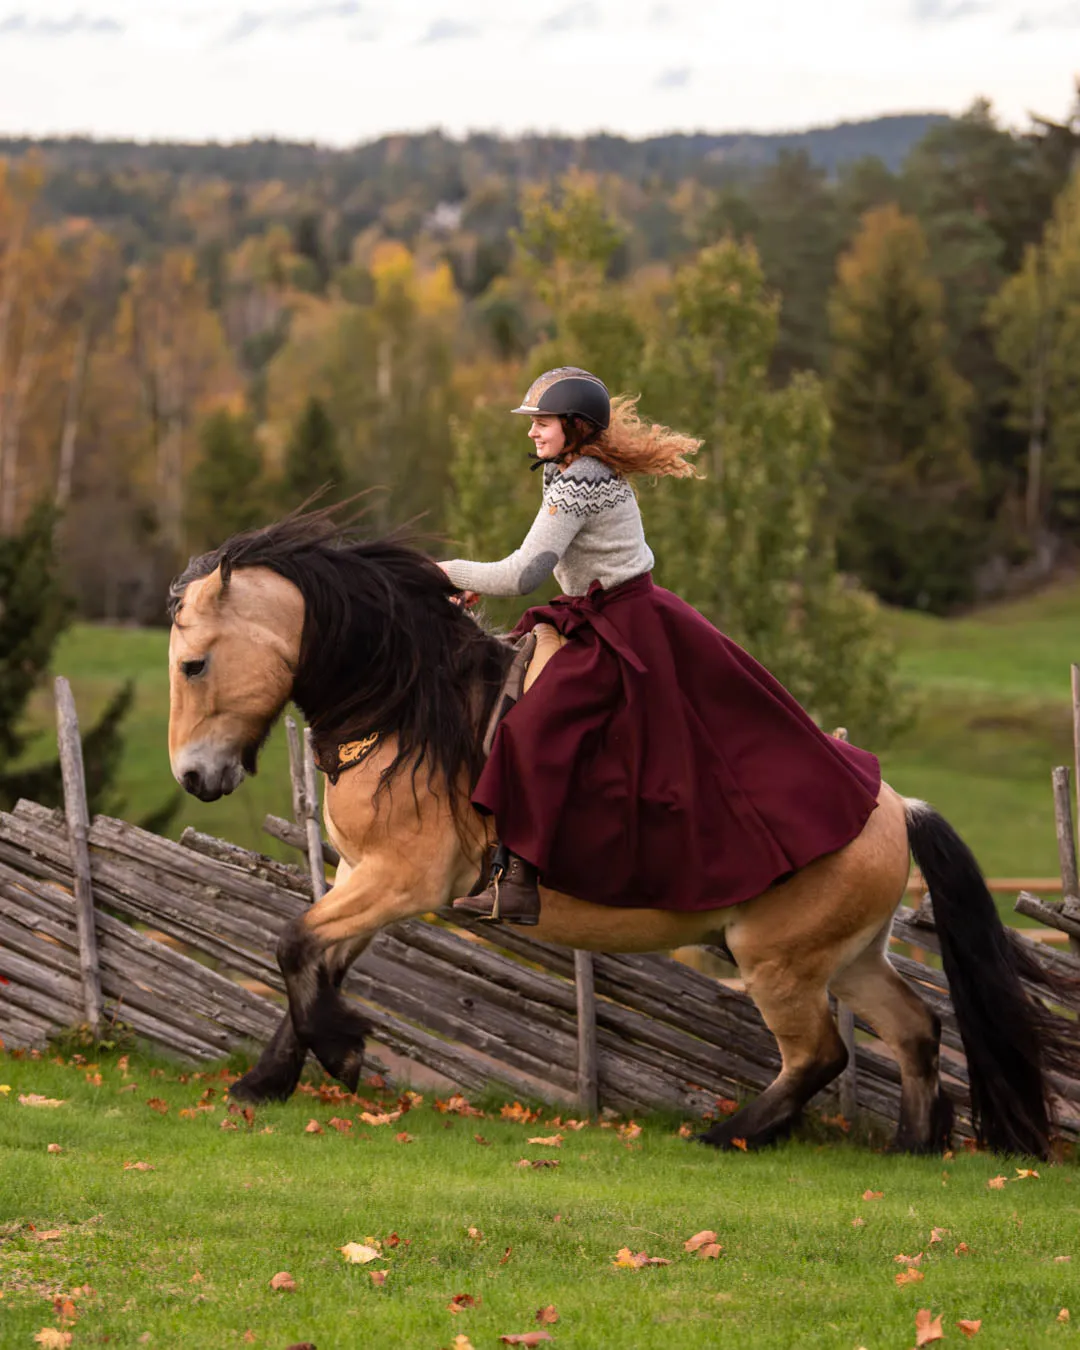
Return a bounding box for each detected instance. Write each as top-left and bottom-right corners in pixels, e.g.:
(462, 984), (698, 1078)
(442, 494), (587, 597)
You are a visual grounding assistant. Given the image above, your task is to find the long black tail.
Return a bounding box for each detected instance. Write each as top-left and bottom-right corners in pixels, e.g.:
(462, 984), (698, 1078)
(905, 798), (1068, 1158)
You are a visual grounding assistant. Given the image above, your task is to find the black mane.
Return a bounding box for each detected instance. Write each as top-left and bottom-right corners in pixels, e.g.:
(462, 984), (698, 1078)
(170, 507), (513, 804)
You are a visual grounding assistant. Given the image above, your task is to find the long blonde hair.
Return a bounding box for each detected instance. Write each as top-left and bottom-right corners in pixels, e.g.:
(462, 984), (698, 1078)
(569, 395), (702, 479)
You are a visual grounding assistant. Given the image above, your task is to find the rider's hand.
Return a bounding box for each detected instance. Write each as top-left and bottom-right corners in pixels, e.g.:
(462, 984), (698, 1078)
(451, 589), (480, 609)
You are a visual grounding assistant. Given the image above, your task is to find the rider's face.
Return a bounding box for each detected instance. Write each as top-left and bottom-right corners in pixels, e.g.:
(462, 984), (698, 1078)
(528, 415), (566, 460)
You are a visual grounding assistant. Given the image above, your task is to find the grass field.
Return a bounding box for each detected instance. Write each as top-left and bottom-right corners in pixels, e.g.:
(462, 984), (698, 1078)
(1, 1049), (1077, 1350)
(17, 576), (1080, 881)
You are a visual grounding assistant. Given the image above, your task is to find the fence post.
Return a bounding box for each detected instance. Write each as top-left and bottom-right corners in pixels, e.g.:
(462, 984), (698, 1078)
(284, 715), (305, 827)
(1067, 667), (1080, 954)
(574, 950), (599, 1116)
(301, 727), (328, 901)
(837, 1004), (858, 1122)
(54, 677), (104, 1035)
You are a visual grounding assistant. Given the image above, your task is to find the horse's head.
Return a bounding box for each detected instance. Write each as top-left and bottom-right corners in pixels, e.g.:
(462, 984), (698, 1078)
(169, 563), (303, 801)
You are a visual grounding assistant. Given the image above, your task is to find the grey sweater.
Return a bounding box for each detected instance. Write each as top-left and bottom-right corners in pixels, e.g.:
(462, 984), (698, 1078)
(443, 456), (655, 598)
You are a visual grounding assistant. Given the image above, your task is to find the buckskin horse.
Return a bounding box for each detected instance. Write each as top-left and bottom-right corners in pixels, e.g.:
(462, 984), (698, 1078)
(167, 512), (1074, 1158)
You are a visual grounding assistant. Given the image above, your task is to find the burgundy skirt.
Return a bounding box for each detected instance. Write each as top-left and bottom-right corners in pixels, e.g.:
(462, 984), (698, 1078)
(472, 573), (881, 913)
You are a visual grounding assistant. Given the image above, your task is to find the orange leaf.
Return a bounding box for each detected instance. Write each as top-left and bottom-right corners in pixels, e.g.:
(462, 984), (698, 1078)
(715, 1097), (738, 1114)
(1058, 1309), (1070, 1323)
(915, 1308), (944, 1345)
(467, 1227), (483, 1244)
(394, 1131), (415, 1144)
(33, 1331), (71, 1348)
(684, 1229), (718, 1252)
(304, 1119), (323, 1134)
(452, 1338), (476, 1350)
(501, 1101), (541, 1123)
(118, 1083), (138, 1094)
(499, 1335), (553, 1346)
(1014, 1167), (1039, 1180)
(515, 1158), (559, 1169)
(536, 1305), (558, 1325)
(269, 1272), (296, 1292)
(1054, 1254), (1072, 1263)
(220, 1119), (238, 1131)
(448, 1293), (480, 1314)
(987, 1175), (1007, 1190)
(677, 1123), (694, 1138)
(896, 1268), (925, 1286)
(19, 1095), (66, 1108)
(33, 1229), (64, 1241)
(954, 1242), (971, 1255)
(929, 1227), (948, 1244)
(370, 1270), (387, 1286)
(474, 1134), (491, 1146)
(697, 1243), (723, 1259)
(178, 1108), (197, 1119)
(861, 1189), (884, 1201)
(85, 1072), (102, 1087)
(894, 1252), (924, 1265)
(146, 1098), (169, 1114)
(327, 1117), (353, 1134)
(957, 1318), (982, 1337)
(123, 1161), (154, 1172)
(47, 1144), (63, 1154)
(243, 1332), (256, 1344)
(612, 1246), (670, 1268)
(385, 1232), (401, 1248)
(730, 1137), (748, 1151)
(851, 1217), (866, 1228)
(340, 1242), (380, 1264)
(617, 1121), (642, 1141)
(359, 1110), (401, 1126)
(527, 1134), (564, 1147)
(499, 1245), (513, 1265)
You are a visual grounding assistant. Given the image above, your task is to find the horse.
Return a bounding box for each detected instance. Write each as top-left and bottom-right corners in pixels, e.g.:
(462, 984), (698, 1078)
(167, 511), (1074, 1158)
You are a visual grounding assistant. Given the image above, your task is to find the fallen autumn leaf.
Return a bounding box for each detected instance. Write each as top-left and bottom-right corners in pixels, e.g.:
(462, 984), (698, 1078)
(123, 1161), (154, 1171)
(498, 1335), (553, 1346)
(987, 1175), (1007, 1190)
(303, 1119), (323, 1134)
(46, 1144), (62, 1154)
(915, 1308), (945, 1346)
(861, 1189), (884, 1201)
(683, 1230), (718, 1253)
(269, 1272), (296, 1293)
(340, 1242), (380, 1264)
(613, 1246), (670, 1268)
(527, 1134), (564, 1147)
(18, 1095), (65, 1108)
(536, 1305), (558, 1325)
(370, 1270), (387, 1286)
(895, 1268), (925, 1286)
(448, 1293), (480, 1314)
(32, 1330), (71, 1348)
(957, 1318), (982, 1337)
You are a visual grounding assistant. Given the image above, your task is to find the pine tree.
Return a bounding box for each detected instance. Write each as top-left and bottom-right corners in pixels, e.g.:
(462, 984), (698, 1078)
(827, 204), (981, 611)
(186, 409), (268, 551)
(0, 502), (137, 815)
(279, 396), (347, 511)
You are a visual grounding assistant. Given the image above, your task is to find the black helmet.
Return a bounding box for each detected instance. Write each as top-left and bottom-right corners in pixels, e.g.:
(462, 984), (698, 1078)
(511, 367), (610, 430)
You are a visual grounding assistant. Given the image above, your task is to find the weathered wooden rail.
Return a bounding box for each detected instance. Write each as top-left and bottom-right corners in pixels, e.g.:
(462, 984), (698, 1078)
(1, 683), (1079, 1141)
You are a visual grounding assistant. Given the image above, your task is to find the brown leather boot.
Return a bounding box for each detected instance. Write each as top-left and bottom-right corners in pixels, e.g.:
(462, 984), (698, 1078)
(452, 853), (541, 926)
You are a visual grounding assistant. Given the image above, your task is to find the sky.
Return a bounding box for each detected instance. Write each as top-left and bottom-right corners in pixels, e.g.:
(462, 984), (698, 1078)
(0, 0), (1073, 146)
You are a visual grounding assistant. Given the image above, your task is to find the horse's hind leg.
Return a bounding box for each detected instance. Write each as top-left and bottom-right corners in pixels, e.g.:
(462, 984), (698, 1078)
(698, 967), (849, 1149)
(830, 929), (952, 1153)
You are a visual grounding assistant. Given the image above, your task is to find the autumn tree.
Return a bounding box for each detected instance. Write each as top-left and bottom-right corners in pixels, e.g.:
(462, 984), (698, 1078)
(828, 204), (981, 611)
(988, 170), (1080, 532)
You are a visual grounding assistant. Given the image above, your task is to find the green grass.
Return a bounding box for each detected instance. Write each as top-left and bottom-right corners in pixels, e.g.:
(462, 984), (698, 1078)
(1, 1049), (1077, 1349)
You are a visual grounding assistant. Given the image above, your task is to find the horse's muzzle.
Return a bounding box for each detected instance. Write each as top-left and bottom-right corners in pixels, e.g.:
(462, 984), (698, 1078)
(173, 745), (245, 801)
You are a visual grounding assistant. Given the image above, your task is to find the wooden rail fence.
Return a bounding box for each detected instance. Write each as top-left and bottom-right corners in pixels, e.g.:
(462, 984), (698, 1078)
(1, 682), (1079, 1140)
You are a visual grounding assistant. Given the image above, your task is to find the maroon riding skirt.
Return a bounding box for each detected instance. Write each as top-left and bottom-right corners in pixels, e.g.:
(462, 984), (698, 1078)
(472, 573), (881, 912)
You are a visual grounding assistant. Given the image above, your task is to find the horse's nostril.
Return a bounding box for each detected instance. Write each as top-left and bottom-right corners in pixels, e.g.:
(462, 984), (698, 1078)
(182, 769), (202, 795)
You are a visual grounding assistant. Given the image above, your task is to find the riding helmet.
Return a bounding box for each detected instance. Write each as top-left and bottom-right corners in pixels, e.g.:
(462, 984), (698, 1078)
(511, 367), (611, 430)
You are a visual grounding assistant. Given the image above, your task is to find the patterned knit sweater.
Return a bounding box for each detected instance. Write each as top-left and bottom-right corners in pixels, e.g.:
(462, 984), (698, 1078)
(443, 455), (655, 598)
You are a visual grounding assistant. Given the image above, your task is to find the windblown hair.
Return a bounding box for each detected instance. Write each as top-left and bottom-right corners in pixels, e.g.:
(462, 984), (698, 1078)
(169, 506), (512, 810)
(565, 394), (703, 480)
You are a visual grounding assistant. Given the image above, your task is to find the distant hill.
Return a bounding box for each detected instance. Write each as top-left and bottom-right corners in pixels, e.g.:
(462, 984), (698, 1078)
(0, 112), (950, 188)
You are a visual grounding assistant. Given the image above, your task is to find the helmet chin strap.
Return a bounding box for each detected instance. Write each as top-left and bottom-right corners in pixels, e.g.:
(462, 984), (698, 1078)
(526, 449), (572, 472)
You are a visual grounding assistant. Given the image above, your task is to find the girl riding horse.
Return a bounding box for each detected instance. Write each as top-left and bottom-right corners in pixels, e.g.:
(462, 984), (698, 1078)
(441, 367), (881, 928)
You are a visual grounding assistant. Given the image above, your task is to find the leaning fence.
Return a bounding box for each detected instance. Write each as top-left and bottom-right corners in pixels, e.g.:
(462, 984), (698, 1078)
(1, 676), (1079, 1141)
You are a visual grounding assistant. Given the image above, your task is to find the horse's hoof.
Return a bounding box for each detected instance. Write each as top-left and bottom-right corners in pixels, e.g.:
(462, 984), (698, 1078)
(229, 1068), (295, 1104)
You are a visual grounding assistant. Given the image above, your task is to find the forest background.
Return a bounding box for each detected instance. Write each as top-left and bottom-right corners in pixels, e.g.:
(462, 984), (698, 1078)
(1, 91), (1080, 840)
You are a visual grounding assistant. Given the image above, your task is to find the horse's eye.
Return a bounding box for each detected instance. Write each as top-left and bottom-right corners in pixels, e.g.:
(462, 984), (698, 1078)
(181, 658), (207, 679)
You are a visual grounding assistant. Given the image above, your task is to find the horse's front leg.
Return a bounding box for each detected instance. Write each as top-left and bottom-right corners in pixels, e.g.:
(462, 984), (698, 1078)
(276, 855), (448, 1090)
